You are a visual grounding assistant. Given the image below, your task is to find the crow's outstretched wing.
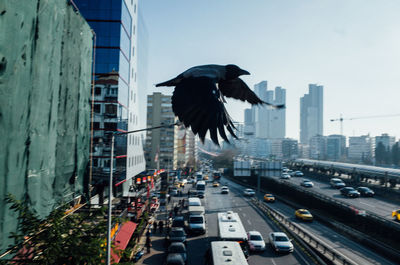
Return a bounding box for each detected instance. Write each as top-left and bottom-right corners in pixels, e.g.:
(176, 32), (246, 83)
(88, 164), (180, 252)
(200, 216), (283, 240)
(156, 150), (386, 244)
(171, 77), (237, 146)
(219, 78), (285, 109)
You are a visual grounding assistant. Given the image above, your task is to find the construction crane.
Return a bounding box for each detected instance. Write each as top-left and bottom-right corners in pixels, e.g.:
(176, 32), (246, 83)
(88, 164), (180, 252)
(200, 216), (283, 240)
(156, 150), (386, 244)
(330, 113), (400, 135)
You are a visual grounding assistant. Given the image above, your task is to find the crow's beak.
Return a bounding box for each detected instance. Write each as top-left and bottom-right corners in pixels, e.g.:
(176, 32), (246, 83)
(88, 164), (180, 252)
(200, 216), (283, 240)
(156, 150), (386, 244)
(240, 69), (250, 76)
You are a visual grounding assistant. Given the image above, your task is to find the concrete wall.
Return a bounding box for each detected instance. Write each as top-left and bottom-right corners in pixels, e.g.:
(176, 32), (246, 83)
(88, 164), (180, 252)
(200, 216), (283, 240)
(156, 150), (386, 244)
(0, 0), (93, 253)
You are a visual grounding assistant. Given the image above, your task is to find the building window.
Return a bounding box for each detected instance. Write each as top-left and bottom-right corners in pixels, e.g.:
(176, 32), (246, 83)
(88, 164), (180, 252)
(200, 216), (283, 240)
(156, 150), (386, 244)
(105, 104), (117, 116)
(104, 122), (117, 130)
(95, 86), (102, 95)
(93, 122), (100, 129)
(94, 104), (101, 113)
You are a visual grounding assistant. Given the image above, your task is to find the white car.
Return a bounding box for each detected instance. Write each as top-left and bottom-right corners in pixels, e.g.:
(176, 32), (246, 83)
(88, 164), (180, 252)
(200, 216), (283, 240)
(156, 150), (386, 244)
(269, 232), (294, 253)
(221, 186), (229, 194)
(300, 179), (314, 187)
(247, 231), (266, 251)
(243, 188), (255, 197)
(280, 173), (291, 179)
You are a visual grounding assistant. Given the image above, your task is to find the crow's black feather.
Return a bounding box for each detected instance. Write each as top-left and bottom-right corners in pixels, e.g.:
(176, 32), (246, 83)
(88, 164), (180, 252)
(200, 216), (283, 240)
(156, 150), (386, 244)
(159, 64), (284, 146)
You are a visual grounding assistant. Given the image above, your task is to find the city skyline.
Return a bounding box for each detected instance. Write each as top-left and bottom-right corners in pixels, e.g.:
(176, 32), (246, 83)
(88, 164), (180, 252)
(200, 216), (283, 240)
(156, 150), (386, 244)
(141, 0), (400, 140)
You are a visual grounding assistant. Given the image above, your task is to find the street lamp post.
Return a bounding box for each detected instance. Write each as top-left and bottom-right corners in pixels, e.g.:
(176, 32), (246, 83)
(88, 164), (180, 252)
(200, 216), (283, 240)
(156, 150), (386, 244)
(106, 122), (179, 265)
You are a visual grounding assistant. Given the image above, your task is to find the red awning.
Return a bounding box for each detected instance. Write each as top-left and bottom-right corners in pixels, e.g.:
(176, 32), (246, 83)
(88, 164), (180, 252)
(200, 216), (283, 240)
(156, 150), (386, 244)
(111, 221), (137, 263)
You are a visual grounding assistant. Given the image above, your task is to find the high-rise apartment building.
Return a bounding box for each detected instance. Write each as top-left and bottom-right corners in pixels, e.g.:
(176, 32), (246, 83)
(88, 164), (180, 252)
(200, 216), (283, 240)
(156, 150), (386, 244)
(327, 135), (346, 161)
(243, 108), (255, 138)
(145, 93), (175, 170)
(76, 0), (146, 195)
(173, 126), (197, 169)
(309, 135), (327, 160)
(348, 135), (375, 163)
(282, 138), (299, 159)
(375, 133), (395, 151)
(300, 84), (323, 144)
(253, 81), (286, 139)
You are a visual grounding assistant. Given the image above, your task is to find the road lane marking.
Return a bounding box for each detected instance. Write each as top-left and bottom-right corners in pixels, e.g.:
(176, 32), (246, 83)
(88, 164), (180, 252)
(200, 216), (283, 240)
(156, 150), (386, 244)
(243, 213), (246, 217)
(358, 201), (375, 207)
(247, 219), (251, 225)
(271, 258), (277, 265)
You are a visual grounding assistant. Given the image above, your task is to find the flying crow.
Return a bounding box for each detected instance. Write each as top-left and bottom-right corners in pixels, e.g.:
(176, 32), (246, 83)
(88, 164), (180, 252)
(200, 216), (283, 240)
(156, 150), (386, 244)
(156, 64), (285, 146)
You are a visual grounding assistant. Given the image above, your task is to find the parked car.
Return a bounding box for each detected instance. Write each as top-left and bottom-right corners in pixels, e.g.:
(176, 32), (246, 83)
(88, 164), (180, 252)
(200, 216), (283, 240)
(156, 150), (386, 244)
(293, 171), (304, 177)
(221, 186), (229, 194)
(300, 179), (314, 188)
(357, 187), (375, 197)
(165, 253), (185, 265)
(172, 216), (185, 229)
(168, 242), (187, 263)
(243, 188), (255, 197)
(167, 227), (187, 245)
(263, 193), (275, 203)
(340, 187), (360, 198)
(295, 209), (313, 221)
(268, 232), (294, 253)
(280, 173), (291, 179)
(247, 231), (266, 252)
(330, 178), (345, 189)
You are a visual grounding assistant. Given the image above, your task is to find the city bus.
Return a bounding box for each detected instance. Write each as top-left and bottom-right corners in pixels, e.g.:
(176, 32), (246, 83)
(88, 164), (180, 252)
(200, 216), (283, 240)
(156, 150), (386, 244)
(217, 211), (249, 258)
(206, 241), (248, 265)
(217, 211), (247, 241)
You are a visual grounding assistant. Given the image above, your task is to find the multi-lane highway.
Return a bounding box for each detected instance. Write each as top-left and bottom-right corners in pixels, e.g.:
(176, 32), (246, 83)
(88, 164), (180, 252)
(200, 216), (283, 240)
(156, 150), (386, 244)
(216, 177), (393, 265)
(277, 174), (399, 220)
(169, 175), (394, 265)
(180, 180), (315, 265)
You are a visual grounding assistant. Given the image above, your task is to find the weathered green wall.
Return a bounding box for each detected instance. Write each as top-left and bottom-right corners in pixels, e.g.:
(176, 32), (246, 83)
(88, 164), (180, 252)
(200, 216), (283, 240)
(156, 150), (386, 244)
(0, 0), (93, 253)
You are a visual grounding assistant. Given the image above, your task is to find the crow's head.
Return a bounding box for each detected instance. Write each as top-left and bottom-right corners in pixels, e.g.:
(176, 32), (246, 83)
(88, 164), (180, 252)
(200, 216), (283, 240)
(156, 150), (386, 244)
(225, 64), (250, 80)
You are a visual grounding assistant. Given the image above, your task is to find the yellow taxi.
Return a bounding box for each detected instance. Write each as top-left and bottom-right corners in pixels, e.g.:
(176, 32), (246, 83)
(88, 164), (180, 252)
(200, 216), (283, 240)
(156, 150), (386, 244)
(263, 193), (275, 203)
(295, 209), (313, 222)
(392, 209), (400, 221)
(174, 182), (181, 188)
(212, 182), (220, 187)
(203, 175), (209, 180)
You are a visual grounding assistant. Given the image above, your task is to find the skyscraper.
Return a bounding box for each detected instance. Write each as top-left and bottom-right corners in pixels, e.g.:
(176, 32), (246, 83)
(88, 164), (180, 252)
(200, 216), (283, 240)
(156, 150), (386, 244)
(145, 93), (175, 170)
(300, 84), (323, 144)
(253, 81), (286, 139)
(75, 0), (146, 194)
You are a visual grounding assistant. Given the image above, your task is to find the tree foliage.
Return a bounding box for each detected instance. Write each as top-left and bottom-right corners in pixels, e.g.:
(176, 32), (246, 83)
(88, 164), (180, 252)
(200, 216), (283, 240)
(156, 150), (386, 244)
(212, 149), (238, 170)
(2, 194), (117, 264)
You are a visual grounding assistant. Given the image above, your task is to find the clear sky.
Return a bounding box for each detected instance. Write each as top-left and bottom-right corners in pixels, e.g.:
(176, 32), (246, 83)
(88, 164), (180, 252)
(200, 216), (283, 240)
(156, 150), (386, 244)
(140, 0), (400, 140)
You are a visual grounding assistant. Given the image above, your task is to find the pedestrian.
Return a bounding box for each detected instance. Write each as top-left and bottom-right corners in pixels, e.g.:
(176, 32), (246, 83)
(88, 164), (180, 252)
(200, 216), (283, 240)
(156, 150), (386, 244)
(146, 229), (151, 238)
(168, 195), (171, 204)
(153, 221), (158, 234)
(169, 210), (173, 219)
(159, 220), (164, 234)
(174, 205), (179, 216)
(145, 236), (152, 254)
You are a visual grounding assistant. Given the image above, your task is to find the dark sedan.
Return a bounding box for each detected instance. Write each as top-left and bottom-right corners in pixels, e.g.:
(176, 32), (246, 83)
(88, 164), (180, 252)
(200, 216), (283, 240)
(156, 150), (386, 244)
(340, 187), (360, 198)
(357, 187), (375, 197)
(167, 227), (187, 245)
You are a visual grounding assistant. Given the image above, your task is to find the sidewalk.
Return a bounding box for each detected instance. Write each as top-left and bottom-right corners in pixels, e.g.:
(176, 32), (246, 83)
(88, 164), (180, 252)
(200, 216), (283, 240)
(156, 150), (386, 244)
(134, 206), (171, 264)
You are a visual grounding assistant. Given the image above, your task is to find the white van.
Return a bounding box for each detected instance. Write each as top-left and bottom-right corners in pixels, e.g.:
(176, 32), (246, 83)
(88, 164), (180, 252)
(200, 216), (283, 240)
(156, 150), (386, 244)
(188, 197), (202, 207)
(196, 181), (206, 198)
(188, 206), (206, 234)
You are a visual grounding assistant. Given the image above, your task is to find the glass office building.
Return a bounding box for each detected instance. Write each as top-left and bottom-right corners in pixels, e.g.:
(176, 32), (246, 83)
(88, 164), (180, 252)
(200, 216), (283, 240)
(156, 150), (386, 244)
(75, 0), (145, 186)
